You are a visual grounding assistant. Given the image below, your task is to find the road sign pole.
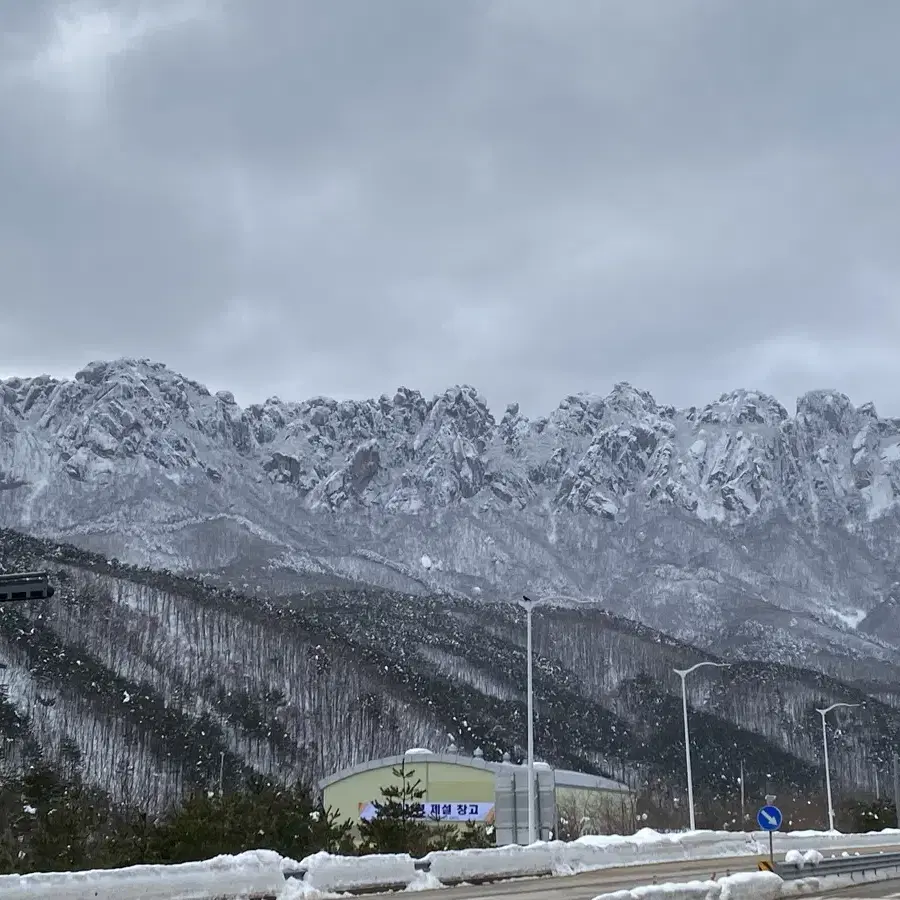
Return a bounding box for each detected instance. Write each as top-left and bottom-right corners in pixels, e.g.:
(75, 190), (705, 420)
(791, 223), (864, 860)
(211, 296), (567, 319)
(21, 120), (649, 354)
(757, 802), (782, 863)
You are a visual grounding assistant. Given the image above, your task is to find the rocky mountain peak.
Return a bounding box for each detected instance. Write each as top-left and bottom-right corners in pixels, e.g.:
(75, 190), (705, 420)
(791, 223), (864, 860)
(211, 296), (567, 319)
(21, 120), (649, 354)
(605, 382), (659, 421)
(2, 357), (899, 526)
(3, 358), (900, 663)
(697, 389), (788, 427)
(796, 389), (857, 435)
(4, 357), (900, 692)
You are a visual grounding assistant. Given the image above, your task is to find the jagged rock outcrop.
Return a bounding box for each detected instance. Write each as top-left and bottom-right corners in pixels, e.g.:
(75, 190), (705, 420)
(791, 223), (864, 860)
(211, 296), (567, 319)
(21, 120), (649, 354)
(2, 357), (900, 684)
(8, 359), (900, 527)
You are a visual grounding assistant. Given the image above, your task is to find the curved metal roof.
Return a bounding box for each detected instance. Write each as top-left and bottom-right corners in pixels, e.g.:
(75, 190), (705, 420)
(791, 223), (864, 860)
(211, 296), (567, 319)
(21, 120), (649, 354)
(318, 752), (496, 790)
(318, 752), (631, 794)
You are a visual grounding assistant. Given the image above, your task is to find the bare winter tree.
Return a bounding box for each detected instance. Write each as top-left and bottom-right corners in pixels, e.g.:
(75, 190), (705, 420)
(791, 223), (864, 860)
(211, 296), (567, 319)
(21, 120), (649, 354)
(556, 790), (636, 839)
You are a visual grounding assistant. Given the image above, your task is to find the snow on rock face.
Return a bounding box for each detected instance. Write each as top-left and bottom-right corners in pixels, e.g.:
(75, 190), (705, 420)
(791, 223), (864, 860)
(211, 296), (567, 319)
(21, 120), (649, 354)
(556, 420), (673, 519)
(4, 358), (900, 666)
(4, 359), (257, 484)
(674, 393), (784, 522)
(5, 359), (900, 526)
(6, 357), (900, 529)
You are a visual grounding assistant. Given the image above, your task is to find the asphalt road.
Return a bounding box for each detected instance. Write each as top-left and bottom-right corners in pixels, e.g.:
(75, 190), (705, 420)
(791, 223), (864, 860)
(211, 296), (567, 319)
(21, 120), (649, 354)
(809, 882), (900, 899)
(388, 846), (900, 900)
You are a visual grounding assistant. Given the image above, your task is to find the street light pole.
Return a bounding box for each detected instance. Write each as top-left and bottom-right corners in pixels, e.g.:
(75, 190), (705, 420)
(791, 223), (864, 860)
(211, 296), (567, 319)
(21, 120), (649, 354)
(815, 702), (860, 832)
(673, 661), (729, 831)
(515, 592), (595, 845)
(519, 595), (538, 845)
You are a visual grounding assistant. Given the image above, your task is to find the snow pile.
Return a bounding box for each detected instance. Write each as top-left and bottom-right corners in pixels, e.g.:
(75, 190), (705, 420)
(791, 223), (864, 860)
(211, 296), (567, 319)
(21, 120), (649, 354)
(278, 878), (336, 899)
(565, 828), (755, 870)
(591, 872), (783, 900)
(0, 849), (285, 900)
(296, 849), (418, 893)
(404, 868), (445, 892)
(427, 843), (555, 883)
(783, 849), (823, 868)
(771, 829), (900, 853)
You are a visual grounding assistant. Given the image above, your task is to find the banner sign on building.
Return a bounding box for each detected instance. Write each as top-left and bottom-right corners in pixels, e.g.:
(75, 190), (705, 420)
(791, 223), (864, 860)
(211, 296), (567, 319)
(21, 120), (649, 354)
(358, 801), (495, 823)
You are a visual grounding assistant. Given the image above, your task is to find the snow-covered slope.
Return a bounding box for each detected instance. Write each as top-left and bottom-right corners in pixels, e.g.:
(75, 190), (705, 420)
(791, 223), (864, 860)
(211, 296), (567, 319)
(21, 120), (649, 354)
(1, 529), (896, 816)
(2, 359), (899, 683)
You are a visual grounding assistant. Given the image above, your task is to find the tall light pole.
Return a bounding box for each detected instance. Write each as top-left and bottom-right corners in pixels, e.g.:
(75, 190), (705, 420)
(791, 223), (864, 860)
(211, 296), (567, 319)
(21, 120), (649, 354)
(519, 595), (539, 844)
(816, 702), (860, 832)
(516, 592), (595, 845)
(673, 661), (729, 831)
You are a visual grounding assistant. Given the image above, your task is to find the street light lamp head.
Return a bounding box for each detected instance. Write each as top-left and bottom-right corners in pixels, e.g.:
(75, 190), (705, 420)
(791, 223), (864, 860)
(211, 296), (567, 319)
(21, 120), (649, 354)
(518, 593), (597, 612)
(674, 661), (731, 678)
(816, 702), (862, 716)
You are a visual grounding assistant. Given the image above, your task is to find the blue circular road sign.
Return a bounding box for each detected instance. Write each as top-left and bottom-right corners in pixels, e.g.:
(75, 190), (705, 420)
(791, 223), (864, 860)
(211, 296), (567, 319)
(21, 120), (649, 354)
(757, 805), (783, 831)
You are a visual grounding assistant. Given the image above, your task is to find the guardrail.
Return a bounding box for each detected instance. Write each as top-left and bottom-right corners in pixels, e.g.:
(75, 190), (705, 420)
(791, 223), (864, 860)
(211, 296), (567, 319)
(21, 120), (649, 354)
(762, 851), (900, 881)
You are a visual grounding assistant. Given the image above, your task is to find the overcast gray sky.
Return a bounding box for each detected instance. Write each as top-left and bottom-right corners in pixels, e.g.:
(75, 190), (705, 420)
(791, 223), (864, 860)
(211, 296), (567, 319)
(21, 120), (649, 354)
(2, 0), (899, 417)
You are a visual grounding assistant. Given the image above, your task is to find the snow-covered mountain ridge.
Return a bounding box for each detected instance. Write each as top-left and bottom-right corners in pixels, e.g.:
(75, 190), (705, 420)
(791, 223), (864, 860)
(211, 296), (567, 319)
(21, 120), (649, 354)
(7, 357), (900, 522)
(2, 358), (899, 683)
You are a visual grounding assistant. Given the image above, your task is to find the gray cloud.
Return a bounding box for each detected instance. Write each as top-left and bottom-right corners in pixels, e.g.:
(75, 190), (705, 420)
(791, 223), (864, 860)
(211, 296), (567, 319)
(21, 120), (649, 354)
(2, 0), (900, 418)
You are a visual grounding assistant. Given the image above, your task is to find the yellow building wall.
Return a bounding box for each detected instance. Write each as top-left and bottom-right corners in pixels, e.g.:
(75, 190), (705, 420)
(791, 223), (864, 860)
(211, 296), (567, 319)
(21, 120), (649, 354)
(324, 761), (496, 824)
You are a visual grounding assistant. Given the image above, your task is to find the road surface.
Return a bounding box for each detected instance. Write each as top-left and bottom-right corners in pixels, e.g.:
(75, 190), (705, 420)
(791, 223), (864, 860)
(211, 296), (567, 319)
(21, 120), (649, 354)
(808, 883), (900, 899)
(381, 845), (900, 900)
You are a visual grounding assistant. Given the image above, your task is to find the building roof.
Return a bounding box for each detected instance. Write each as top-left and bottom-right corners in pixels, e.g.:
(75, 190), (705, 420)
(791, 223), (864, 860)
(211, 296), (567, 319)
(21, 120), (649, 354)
(318, 751), (631, 794)
(554, 768), (631, 794)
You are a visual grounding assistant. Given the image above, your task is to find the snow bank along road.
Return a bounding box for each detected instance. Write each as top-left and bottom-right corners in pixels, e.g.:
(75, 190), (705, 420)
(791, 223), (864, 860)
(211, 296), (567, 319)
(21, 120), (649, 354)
(384, 848), (900, 900)
(587, 869), (900, 900)
(384, 856), (773, 900)
(292, 830), (900, 897)
(3, 828), (900, 899)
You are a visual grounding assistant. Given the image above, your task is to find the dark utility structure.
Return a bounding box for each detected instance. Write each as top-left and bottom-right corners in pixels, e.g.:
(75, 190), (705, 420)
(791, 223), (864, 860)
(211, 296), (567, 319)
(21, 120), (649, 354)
(0, 571), (55, 602)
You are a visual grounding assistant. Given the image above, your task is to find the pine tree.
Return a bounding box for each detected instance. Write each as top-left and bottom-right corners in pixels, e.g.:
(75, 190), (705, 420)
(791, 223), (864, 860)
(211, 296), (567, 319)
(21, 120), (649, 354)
(358, 762), (432, 855)
(452, 820), (493, 850)
(149, 778), (354, 864)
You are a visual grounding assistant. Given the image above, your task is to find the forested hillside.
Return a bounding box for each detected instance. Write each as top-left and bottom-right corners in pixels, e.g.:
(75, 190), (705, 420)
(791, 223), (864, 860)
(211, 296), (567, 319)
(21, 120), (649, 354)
(0, 528), (896, 826)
